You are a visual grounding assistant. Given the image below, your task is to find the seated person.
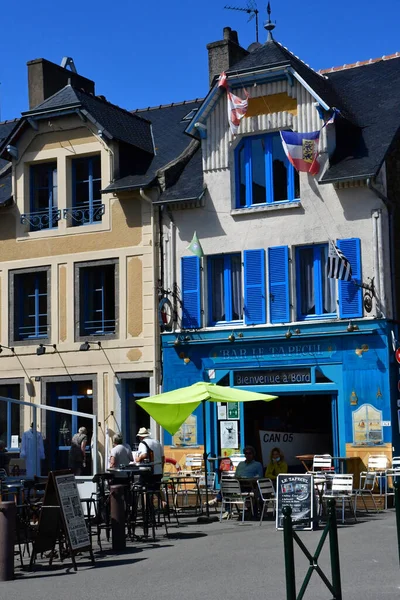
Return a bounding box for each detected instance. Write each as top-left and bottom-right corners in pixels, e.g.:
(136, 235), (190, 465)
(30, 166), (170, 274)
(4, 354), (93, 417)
(109, 433), (133, 469)
(235, 446), (263, 479)
(265, 447), (288, 483)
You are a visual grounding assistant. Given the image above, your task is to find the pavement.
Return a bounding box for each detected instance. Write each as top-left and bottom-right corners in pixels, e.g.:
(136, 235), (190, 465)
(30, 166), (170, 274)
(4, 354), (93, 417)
(4, 508), (400, 600)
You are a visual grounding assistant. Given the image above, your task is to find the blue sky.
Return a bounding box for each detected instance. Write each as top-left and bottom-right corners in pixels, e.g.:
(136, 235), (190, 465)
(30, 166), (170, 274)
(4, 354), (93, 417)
(1, 0), (399, 121)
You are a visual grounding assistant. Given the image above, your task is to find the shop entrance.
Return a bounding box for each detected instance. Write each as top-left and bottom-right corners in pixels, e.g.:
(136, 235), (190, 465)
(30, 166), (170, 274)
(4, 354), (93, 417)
(244, 393), (337, 471)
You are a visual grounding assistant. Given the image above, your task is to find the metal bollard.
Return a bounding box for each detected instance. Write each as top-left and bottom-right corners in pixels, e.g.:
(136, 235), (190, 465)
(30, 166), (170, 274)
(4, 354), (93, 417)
(282, 505), (296, 600)
(394, 481), (400, 566)
(327, 499), (342, 600)
(110, 485), (126, 552)
(0, 502), (16, 581)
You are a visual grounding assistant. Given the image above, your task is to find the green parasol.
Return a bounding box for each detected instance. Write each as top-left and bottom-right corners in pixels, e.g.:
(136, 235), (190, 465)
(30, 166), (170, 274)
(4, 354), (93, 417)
(136, 381), (277, 520)
(136, 381), (277, 435)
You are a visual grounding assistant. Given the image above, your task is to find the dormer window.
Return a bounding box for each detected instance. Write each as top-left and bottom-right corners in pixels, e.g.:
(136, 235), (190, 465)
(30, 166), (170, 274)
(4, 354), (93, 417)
(21, 162), (60, 231)
(235, 132), (300, 208)
(64, 155), (104, 226)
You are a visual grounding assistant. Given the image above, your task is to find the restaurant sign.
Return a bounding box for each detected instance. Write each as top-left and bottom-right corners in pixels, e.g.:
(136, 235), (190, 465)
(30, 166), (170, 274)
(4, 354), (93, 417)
(234, 368), (311, 386)
(209, 342), (337, 363)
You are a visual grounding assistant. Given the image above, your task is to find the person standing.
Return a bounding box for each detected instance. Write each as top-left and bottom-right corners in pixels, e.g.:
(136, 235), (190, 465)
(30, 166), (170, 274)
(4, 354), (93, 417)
(135, 427), (164, 489)
(68, 427), (87, 475)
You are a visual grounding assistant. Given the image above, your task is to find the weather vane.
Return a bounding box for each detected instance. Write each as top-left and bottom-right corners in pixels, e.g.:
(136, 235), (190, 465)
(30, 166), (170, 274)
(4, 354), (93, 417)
(224, 0), (260, 42)
(264, 2), (276, 40)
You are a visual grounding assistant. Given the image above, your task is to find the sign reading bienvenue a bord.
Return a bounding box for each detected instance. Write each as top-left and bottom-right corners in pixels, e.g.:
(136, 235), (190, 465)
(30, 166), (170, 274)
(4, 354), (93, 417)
(209, 343), (337, 362)
(234, 369), (311, 386)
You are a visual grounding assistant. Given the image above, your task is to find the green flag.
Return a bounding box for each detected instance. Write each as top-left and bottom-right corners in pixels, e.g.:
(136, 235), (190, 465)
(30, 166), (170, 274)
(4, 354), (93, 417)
(187, 231), (204, 258)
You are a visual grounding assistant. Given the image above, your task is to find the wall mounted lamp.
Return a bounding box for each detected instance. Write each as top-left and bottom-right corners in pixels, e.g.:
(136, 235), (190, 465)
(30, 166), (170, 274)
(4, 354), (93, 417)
(228, 333), (235, 342)
(0, 345), (15, 354)
(79, 341), (91, 351)
(174, 338), (180, 347)
(347, 321), (359, 332)
(36, 343), (57, 356)
(285, 329), (292, 339)
(183, 357), (191, 365)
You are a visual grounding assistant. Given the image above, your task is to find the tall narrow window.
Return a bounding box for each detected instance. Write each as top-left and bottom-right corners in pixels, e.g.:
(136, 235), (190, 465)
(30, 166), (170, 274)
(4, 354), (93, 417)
(297, 245), (336, 319)
(24, 162), (59, 231)
(208, 254), (243, 325)
(235, 133), (300, 207)
(13, 270), (49, 341)
(78, 263), (116, 336)
(67, 155), (103, 226)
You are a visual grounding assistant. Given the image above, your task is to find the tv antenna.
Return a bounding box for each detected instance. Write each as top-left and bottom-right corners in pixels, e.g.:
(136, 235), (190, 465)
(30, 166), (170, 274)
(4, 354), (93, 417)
(224, 0), (259, 43)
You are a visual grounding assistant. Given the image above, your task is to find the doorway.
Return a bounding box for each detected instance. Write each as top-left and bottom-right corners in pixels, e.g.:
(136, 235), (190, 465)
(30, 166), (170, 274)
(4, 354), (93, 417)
(244, 393), (337, 470)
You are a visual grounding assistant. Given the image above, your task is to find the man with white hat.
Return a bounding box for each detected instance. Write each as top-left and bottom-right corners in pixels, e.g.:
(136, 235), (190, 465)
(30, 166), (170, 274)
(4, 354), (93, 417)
(136, 427), (164, 488)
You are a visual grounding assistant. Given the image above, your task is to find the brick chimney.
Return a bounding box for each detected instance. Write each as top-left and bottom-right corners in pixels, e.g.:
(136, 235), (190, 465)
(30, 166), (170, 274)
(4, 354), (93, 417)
(27, 58), (95, 109)
(206, 27), (249, 87)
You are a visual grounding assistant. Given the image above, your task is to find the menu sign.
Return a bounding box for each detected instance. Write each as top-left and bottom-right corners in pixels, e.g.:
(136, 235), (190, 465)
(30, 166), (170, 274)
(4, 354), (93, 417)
(276, 474), (314, 531)
(55, 473), (90, 550)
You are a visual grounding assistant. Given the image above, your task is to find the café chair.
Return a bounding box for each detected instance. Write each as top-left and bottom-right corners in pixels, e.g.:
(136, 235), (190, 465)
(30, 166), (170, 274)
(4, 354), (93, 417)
(311, 455), (334, 474)
(360, 454), (389, 505)
(383, 456), (400, 508)
(354, 472), (379, 513)
(184, 454), (203, 473)
(257, 478), (276, 524)
(229, 454), (246, 469)
(198, 472), (216, 504)
(220, 478), (253, 523)
(322, 474), (356, 524)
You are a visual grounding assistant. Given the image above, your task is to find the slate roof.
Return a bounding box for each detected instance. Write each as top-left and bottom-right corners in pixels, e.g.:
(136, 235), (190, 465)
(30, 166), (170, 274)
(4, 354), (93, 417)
(226, 39), (347, 119)
(320, 57), (400, 182)
(105, 100), (204, 198)
(0, 120), (19, 206)
(22, 85), (154, 155)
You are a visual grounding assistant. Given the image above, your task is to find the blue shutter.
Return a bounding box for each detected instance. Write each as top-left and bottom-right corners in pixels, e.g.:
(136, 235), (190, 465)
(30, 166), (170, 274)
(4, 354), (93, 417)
(338, 238), (363, 319)
(268, 246), (290, 324)
(244, 249), (266, 325)
(181, 256), (201, 329)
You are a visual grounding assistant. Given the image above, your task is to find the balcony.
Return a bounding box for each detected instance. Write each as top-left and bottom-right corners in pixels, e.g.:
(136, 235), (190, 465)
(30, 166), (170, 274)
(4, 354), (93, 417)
(63, 202), (105, 227)
(20, 208), (61, 231)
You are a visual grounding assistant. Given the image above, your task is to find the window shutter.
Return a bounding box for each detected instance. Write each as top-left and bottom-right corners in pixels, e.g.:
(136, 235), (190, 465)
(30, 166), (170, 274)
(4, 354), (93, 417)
(244, 249), (266, 325)
(338, 238), (363, 319)
(181, 256), (201, 329)
(268, 246), (290, 324)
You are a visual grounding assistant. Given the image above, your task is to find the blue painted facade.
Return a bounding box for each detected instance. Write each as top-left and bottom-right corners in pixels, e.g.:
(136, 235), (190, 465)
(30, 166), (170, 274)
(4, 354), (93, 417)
(161, 320), (399, 458)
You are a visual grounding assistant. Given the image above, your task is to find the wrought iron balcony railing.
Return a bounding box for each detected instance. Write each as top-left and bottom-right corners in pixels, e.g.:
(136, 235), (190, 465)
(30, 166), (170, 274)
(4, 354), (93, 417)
(81, 318), (116, 336)
(63, 203), (105, 226)
(20, 208), (61, 231)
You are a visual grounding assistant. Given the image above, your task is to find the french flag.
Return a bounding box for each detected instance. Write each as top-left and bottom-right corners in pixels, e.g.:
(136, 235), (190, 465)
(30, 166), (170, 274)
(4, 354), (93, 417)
(280, 130), (320, 175)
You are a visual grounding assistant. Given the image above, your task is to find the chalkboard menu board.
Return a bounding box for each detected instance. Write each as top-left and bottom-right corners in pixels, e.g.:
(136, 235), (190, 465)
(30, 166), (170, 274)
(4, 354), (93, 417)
(276, 474), (314, 530)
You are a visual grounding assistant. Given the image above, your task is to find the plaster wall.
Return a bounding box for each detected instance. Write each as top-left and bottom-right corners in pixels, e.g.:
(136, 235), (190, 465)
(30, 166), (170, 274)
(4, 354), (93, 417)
(0, 116), (158, 434)
(167, 80), (392, 324)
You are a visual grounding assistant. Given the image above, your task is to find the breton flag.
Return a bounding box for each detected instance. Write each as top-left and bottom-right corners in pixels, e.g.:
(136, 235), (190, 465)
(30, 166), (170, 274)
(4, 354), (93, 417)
(327, 241), (352, 281)
(218, 71), (249, 135)
(280, 130), (320, 175)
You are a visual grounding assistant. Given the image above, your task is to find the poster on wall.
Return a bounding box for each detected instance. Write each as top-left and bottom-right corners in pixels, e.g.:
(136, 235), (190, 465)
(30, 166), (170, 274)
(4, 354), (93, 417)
(217, 404), (227, 420)
(259, 431), (329, 467)
(172, 415), (198, 447)
(352, 404), (383, 445)
(220, 421), (239, 449)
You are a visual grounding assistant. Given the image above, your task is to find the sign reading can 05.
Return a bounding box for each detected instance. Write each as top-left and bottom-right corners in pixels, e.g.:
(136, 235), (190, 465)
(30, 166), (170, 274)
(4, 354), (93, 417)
(234, 369), (311, 386)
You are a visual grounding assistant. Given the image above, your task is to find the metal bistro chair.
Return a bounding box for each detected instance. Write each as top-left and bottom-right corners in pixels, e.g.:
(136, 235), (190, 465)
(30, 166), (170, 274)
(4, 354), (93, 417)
(220, 478), (253, 523)
(198, 472), (216, 504)
(184, 454), (203, 473)
(257, 478), (276, 524)
(360, 455), (389, 506)
(384, 456), (400, 508)
(322, 474), (356, 524)
(311, 455), (335, 474)
(354, 472), (379, 513)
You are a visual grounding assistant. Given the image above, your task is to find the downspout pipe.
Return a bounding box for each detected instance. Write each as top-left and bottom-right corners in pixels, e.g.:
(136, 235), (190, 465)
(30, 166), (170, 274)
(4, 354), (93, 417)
(367, 178), (397, 320)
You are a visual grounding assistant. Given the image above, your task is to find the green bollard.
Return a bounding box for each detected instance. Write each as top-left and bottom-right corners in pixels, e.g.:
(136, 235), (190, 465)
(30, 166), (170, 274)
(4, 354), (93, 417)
(327, 499), (342, 600)
(394, 481), (400, 566)
(282, 505), (296, 600)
